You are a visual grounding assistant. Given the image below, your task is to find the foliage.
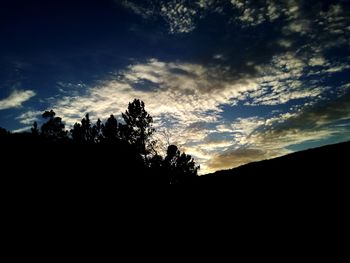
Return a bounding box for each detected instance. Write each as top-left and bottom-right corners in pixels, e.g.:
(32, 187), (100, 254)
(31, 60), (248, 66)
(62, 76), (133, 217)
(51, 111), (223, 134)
(121, 99), (155, 155)
(102, 114), (119, 143)
(71, 114), (96, 143)
(164, 145), (200, 184)
(41, 110), (67, 140)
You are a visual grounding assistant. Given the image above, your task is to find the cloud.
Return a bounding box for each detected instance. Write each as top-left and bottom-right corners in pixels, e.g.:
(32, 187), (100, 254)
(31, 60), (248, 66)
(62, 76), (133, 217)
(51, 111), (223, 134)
(205, 89), (350, 172)
(198, 83), (350, 173)
(263, 88), (350, 133)
(283, 19), (311, 35)
(120, 0), (201, 34)
(0, 90), (36, 110)
(229, 0), (302, 27)
(50, 58), (260, 132)
(197, 0), (216, 9)
(239, 88), (350, 164)
(277, 39), (293, 48)
(25, 1), (350, 172)
(19, 0), (348, 174)
(230, 0), (268, 26)
(206, 148), (272, 171)
(308, 56), (326, 67)
(16, 110), (41, 125)
(160, 1), (198, 34)
(205, 119), (347, 172)
(242, 52), (326, 106)
(120, 0), (292, 33)
(204, 116), (287, 172)
(12, 126), (32, 133)
(117, 0), (350, 79)
(119, 0), (344, 110)
(43, 59), (258, 173)
(213, 54), (225, 60)
(44, 53), (350, 174)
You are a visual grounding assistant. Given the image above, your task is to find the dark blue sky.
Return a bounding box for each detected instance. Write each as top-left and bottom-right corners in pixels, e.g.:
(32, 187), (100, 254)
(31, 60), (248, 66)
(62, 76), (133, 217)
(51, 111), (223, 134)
(1, 0), (350, 173)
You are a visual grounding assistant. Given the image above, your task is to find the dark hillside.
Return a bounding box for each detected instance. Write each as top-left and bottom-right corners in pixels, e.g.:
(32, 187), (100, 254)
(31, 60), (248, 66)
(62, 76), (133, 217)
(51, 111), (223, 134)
(196, 141), (349, 188)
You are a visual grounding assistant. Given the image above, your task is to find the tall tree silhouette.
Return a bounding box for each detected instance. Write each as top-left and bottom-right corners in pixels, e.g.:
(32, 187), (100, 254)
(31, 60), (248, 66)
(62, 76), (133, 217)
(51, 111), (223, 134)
(71, 114), (95, 143)
(102, 114), (120, 143)
(121, 99), (155, 155)
(71, 122), (83, 143)
(92, 118), (103, 143)
(41, 110), (67, 140)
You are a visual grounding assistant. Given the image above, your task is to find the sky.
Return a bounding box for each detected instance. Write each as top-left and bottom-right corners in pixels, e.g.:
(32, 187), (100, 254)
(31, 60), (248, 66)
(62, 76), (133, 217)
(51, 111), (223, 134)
(0, 0), (350, 174)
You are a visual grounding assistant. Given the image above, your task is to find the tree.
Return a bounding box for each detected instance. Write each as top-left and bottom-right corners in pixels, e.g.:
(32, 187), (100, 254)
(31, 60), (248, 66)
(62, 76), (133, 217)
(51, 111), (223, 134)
(92, 118), (103, 143)
(71, 113), (95, 143)
(164, 145), (179, 168)
(176, 152), (199, 178)
(164, 145), (199, 184)
(71, 122), (83, 143)
(102, 114), (119, 142)
(81, 113), (93, 142)
(121, 99), (155, 155)
(41, 110), (67, 140)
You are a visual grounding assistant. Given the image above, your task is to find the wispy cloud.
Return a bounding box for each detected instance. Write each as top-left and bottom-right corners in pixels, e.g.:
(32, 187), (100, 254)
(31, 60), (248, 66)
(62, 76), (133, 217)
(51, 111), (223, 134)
(16, 110), (41, 125)
(12, 126), (32, 133)
(0, 90), (36, 110)
(50, 59), (260, 135)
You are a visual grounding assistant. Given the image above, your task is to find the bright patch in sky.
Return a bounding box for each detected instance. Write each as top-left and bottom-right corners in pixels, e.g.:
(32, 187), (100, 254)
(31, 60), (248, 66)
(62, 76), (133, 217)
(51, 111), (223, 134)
(1, 0), (350, 173)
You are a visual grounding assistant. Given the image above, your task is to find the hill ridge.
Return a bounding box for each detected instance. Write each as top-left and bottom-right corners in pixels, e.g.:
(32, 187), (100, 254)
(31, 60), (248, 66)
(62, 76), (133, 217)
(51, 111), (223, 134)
(197, 140), (349, 186)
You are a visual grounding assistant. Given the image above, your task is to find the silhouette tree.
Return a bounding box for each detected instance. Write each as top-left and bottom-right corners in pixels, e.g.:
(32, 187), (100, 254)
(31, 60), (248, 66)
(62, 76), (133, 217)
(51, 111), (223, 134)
(71, 114), (95, 143)
(164, 145), (199, 184)
(41, 110), (67, 140)
(81, 113), (93, 142)
(176, 152), (199, 178)
(164, 145), (179, 168)
(92, 118), (103, 143)
(71, 122), (83, 143)
(102, 114), (119, 143)
(121, 99), (155, 155)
